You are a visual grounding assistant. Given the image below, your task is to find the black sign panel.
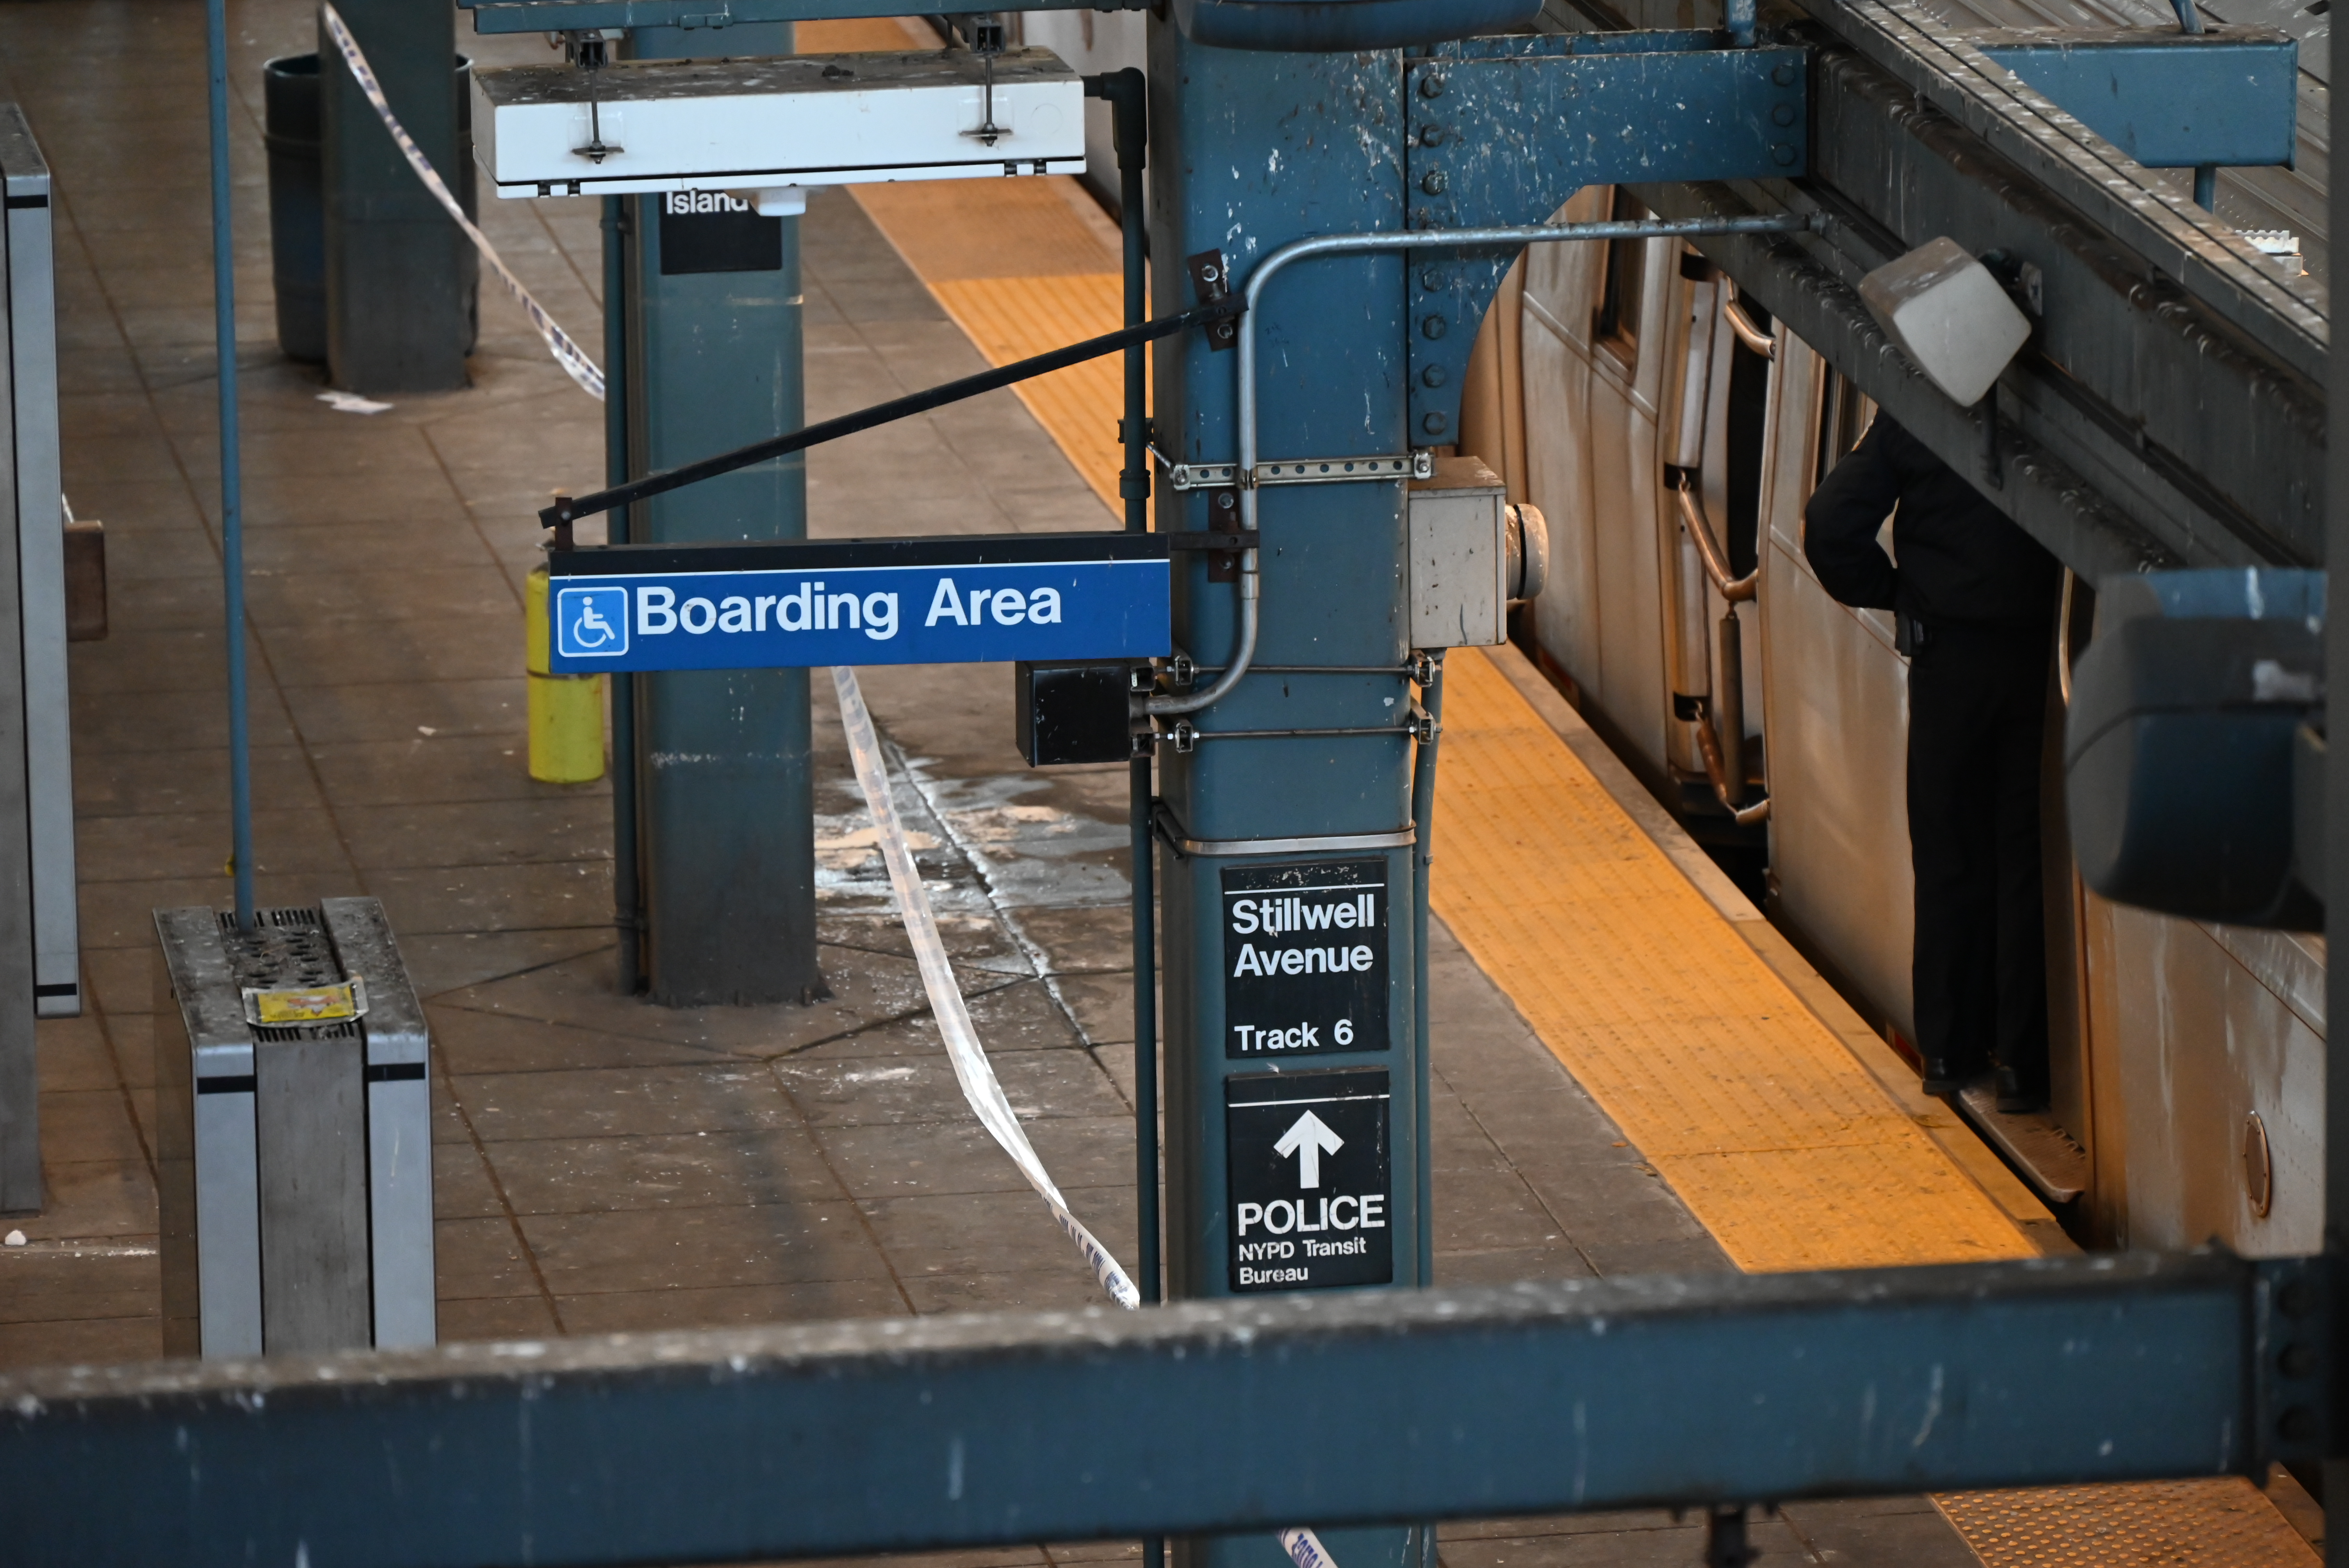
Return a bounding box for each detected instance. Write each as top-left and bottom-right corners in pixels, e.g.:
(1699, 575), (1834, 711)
(658, 190), (783, 276)
(1226, 1068), (1391, 1292)
(1222, 858), (1387, 1058)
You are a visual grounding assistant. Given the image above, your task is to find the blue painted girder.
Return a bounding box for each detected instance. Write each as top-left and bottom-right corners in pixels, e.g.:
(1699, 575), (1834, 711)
(0, 1252), (2324, 1568)
(1969, 29), (2298, 171)
(1401, 41), (1809, 444)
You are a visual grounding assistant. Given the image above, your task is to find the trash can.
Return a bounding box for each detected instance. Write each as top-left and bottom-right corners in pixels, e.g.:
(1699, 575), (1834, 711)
(263, 53), (326, 362)
(267, 52), (478, 367)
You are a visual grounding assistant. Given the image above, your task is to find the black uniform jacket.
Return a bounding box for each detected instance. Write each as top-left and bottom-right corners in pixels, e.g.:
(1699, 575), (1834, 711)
(1802, 415), (2059, 624)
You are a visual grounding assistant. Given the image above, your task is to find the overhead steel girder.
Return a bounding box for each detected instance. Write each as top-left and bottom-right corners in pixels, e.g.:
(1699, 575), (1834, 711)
(1965, 28), (2298, 171)
(1631, 5), (2326, 574)
(0, 1252), (2327, 1568)
(1400, 35), (1808, 445)
(1789, 0), (2323, 383)
(1643, 181), (2176, 582)
(1798, 48), (2323, 568)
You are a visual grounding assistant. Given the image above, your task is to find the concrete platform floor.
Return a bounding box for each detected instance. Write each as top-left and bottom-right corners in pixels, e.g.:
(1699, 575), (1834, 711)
(0, 2), (1983, 1564)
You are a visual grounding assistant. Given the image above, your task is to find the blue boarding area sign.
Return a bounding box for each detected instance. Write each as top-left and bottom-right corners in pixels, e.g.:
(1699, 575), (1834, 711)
(546, 532), (1171, 673)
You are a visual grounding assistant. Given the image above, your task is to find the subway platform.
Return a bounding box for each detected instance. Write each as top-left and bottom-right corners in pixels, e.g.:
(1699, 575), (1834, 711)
(0, 2), (2324, 1565)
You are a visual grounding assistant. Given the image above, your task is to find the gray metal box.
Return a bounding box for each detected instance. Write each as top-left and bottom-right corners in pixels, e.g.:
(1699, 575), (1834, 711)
(156, 899), (436, 1358)
(1406, 455), (1510, 649)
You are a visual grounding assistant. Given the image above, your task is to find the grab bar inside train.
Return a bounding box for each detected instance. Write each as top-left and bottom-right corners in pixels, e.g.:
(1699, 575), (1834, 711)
(1673, 474), (1757, 603)
(1721, 279), (1776, 359)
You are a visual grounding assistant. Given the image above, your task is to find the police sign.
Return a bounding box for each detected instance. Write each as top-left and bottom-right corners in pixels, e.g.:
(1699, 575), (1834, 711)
(547, 533), (1170, 672)
(1225, 1068), (1391, 1292)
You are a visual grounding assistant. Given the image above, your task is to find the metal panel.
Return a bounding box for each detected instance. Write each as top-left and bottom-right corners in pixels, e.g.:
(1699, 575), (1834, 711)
(323, 897), (436, 1349)
(2084, 899), (2326, 1256)
(1752, 338), (1917, 1038)
(1971, 31), (2299, 169)
(0, 107), (73, 1023)
(0, 160), (28, 1214)
(0, 1253), (2318, 1568)
(153, 908), (265, 1360)
(194, 1087), (264, 1358)
(255, 1028), (371, 1354)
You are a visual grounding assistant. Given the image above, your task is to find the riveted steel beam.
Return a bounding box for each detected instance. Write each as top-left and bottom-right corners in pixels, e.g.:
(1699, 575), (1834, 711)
(1401, 36), (1810, 444)
(0, 1252), (2327, 1568)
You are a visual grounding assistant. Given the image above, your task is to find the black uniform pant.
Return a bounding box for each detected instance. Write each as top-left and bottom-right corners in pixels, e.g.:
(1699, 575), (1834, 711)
(1905, 618), (2051, 1080)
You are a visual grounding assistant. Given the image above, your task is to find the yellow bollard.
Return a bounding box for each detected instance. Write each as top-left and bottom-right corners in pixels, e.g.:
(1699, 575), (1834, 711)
(525, 564), (607, 783)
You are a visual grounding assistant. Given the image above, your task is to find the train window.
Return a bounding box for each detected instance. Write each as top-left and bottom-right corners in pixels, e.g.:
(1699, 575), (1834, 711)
(1590, 189), (1648, 361)
(1812, 367), (1874, 489)
(1722, 294), (1772, 578)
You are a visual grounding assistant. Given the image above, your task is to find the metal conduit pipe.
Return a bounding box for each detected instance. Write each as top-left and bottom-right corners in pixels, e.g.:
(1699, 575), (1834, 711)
(1144, 212), (1816, 718)
(1674, 474), (1758, 602)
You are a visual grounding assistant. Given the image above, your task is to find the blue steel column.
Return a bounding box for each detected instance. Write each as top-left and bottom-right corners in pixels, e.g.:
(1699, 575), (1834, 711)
(624, 21), (821, 1005)
(1149, 22), (1426, 1568)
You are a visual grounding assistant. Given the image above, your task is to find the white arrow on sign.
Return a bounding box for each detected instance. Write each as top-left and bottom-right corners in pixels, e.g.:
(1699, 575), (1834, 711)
(1274, 1110), (1346, 1189)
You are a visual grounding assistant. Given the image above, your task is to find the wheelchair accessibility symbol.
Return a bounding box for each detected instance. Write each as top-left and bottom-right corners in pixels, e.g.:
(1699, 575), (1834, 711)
(555, 585), (629, 659)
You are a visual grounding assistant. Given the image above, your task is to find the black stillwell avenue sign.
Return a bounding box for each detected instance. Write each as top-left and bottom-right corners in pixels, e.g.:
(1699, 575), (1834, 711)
(1220, 858), (1388, 1059)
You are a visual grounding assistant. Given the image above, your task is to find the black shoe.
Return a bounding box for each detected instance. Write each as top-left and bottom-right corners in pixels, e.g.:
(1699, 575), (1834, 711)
(1994, 1063), (2046, 1114)
(1920, 1057), (1969, 1096)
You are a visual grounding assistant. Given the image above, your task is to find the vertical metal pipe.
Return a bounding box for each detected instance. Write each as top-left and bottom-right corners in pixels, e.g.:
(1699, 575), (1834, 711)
(1716, 608), (1745, 807)
(2323, 18), (2348, 1551)
(1089, 68), (1158, 1310)
(205, 0), (254, 929)
(1095, 66), (1165, 1568)
(1409, 654), (1444, 1291)
(2192, 166), (2217, 212)
(603, 195), (640, 992)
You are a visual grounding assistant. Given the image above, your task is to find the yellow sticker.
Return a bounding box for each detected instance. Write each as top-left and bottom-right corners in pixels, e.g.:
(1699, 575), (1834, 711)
(244, 978), (367, 1026)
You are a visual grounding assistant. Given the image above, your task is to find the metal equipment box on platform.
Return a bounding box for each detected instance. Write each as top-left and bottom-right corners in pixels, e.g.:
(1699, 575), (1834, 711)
(155, 898), (436, 1358)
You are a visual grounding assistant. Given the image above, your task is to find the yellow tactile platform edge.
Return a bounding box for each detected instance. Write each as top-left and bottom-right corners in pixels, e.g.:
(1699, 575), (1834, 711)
(795, 28), (2310, 1556)
(1935, 1481), (2319, 1566)
(1433, 653), (2308, 1564)
(1432, 650), (2032, 1272)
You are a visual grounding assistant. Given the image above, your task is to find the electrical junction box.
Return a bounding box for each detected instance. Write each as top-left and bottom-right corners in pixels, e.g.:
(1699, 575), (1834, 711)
(1408, 456), (1510, 649)
(472, 48), (1085, 203)
(155, 899), (436, 1360)
(1017, 661), (1132, 766)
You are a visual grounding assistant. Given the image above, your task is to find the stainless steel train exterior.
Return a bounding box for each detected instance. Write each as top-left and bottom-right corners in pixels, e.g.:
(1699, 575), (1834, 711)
(1457, 182), (2325, 1254)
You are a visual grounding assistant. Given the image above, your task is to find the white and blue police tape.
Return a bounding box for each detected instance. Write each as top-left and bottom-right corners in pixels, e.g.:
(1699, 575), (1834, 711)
(837, 666), (1344, 1568)
(1281, 1530), (1342, 1568)
(831, 664), (1140, 1310)
(320, 3), (606, 402)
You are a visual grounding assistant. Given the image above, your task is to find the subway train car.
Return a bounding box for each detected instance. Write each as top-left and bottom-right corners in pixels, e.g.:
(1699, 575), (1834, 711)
(1452, 178), (2324, 1253)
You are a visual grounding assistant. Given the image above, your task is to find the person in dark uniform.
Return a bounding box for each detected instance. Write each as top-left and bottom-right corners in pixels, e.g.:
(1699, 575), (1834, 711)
(1803, 413), (2061, 1112)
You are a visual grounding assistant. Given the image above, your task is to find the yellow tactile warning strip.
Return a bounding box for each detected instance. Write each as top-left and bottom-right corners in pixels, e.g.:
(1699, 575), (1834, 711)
(802, 27), (2312, 1555)
(1432, 651), (2310, 1561)
(1934, 1482), (2320, 1566)
(1432, 649), (2031, 1271)
(800, 16), (1132, 511)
